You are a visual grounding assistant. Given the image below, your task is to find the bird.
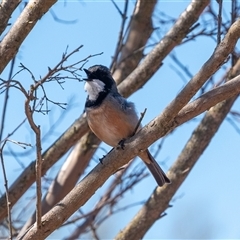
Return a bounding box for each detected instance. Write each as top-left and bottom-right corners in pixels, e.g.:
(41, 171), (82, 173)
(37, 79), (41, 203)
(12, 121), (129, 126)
(83, 65), (170, 186)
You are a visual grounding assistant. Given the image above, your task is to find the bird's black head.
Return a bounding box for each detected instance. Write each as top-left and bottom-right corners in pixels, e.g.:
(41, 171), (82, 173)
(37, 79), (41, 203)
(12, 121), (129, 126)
(84, 65), (115, 90)
(84, 65), (118, 108)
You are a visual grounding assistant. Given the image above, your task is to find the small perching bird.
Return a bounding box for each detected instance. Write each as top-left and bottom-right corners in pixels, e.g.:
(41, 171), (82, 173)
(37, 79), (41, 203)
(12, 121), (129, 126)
(83, 65), (170, 186)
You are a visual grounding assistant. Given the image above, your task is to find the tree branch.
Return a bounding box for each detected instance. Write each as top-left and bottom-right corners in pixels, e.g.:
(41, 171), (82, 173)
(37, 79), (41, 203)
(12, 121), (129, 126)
(118, 17), (240, 151)
(24, 99), (43, 237)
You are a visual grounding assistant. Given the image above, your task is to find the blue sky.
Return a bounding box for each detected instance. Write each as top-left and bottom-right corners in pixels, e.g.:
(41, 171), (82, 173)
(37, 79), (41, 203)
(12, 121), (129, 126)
(1, 1), (240, 239)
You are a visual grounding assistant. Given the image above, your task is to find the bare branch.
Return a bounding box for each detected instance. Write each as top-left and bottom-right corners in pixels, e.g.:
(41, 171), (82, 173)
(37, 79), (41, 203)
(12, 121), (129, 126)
(0, 113), (89, 221)
(19, 82), (239, 239)
(16, 3), (212, 234)
(24, 99), (43, 236)
(175, 73), (240, 124)
(49, 8), (78, 24)
(0, 0), (212, 222)
(65, 161), (147, 239)
(0, 117), (27, 146)
(0, 45), (103, 223)
(18, 131), (100, 236)
(110, 0), (124, 17)
(169, 53), (193, 79)
(132, 108), (147, 136)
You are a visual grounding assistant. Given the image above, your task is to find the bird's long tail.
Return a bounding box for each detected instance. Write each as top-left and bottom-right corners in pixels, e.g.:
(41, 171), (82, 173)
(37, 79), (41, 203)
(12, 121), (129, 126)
(138, 150), (171, 187)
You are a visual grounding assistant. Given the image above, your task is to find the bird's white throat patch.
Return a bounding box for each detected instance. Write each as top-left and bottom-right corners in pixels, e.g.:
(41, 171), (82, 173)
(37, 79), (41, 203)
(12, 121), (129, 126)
(84, 79), (106, 101)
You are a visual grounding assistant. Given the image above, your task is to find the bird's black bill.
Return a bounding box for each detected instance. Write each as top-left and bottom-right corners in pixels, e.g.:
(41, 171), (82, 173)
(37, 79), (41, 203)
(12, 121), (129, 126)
(83, 78), (92, 82)
(83, 69), (93, 81)
(84, 68), (91, 76)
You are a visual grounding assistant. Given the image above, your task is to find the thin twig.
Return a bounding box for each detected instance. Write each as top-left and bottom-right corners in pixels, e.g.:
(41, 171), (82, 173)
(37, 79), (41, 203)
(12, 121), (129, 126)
(217, 0), (223, 45)
(170, 53), (193, 79)
(0, 57), (15, 142)
(49, 8), (78, 24)
(0, 141), (13, 239)
(231, 0), (237, 66)
(0, 117), (27, 145)
(110, 0), (129, 72)
(25, 99), (43, 236)
(132, 108), (147, 136)
(5, 139), (31, 149)
(0, 57), (15, 240)
(110, 0), (123, 17)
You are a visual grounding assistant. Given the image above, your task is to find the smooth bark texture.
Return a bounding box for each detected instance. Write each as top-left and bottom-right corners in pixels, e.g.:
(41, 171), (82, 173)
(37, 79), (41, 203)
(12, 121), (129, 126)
(176, 74), (240, 124)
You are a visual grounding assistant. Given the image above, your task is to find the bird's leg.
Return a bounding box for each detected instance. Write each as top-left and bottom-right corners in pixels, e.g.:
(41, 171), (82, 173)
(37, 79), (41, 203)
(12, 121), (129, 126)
(99, 155), (105, 164)
(117, 108), (147, 150)
(117, 138), (126, 150)
(100, 132), (136, 163)
(115, 108), (146, 153)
